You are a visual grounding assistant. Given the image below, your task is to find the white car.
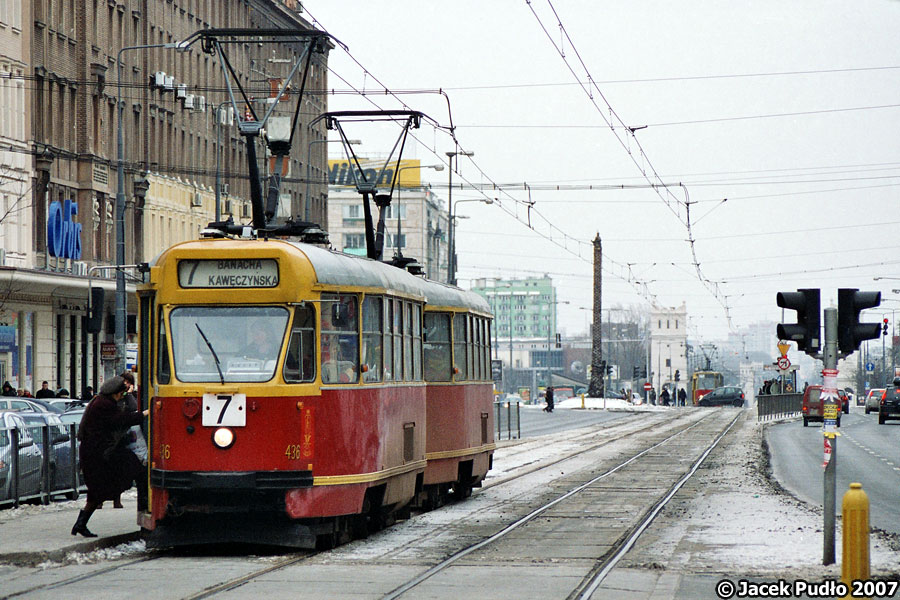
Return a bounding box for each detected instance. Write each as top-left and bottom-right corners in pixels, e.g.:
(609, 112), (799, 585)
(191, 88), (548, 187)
(865, 389), (885, 414)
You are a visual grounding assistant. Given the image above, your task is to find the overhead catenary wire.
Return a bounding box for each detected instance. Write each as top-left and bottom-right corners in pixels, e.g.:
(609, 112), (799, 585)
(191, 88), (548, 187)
(300, 6), (652, 302)
(526, 0), (741, 326)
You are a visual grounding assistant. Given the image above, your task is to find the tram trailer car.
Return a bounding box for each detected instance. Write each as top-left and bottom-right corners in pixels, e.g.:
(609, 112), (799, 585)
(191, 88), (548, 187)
(135, 238), (494, 548)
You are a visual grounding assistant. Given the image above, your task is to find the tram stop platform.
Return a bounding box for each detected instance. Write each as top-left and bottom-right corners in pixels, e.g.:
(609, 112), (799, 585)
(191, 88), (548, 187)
(0, 494), (142, 566)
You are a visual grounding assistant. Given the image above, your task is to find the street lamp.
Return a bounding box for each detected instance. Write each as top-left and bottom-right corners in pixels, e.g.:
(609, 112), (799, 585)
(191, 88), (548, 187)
(116, 40), (189, 372)
(213, 101), (235, 222)
(305, 138), (360, 222)
(445, 150), (474, 285)
(393, 163), (443, 258)
(448, 196), (492, 286)
(546, 299), (570, 389)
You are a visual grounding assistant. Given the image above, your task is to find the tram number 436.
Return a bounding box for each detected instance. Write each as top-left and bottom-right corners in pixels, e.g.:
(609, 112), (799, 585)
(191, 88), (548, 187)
(202, 393), (247, 427)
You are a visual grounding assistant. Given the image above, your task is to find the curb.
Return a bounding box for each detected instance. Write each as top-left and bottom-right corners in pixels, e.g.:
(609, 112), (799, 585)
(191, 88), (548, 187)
(0, 531), (142, 567)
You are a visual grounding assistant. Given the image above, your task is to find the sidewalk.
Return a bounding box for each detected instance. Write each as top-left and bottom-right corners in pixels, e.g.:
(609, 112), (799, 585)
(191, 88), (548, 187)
(0, 493), (143, 566)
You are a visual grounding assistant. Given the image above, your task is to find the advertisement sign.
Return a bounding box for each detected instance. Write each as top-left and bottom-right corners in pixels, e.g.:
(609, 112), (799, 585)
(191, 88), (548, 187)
(0, 325), (15, 353)
(100, 343), (117, 361)
(491, 359), (503, 386)
(328, 159), (423, 188)
(821, 368), (839, 433)
(47, 199), (83, 260)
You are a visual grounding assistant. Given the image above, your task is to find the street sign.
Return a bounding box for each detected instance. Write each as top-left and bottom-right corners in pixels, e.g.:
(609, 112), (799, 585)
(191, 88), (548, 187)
(776, 356), (791, 370)
(777, 342), (791, 357)
(643, 382), (652, 391)
(865, 362), (875, 372)
(491, 359), (503, 386)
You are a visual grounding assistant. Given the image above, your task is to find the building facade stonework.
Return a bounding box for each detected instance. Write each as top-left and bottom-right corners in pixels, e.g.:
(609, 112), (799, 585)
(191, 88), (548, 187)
(0, 0), (328, 394)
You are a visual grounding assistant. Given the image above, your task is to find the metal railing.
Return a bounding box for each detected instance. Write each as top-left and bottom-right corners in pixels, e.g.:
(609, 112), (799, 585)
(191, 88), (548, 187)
(0, 423), (81, 508)
(756, 393), (802, 422)
(494, 400), (521, 440)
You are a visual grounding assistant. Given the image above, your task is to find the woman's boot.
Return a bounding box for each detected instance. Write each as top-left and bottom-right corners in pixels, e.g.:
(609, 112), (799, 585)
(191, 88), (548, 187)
(71, 509), (98, 537)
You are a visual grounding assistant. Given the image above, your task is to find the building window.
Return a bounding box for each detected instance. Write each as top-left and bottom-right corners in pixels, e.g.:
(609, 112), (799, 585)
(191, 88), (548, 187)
(383, 204), (406, 219)
(342, 204), (361, 219)
(344, 233), (365, 249)
(385, 233), (405, 249)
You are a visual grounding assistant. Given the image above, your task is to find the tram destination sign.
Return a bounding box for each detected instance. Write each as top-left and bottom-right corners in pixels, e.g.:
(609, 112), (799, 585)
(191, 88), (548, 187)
(178, 259), (279, 288)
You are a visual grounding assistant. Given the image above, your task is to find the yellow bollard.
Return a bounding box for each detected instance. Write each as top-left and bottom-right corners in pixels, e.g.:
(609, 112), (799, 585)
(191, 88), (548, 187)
(841, 482), (869, 600)
(581, 393), (585, 409)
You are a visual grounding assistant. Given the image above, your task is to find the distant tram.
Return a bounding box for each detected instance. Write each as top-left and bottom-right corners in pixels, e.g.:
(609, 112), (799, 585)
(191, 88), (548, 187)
(135, 238), (495, 548)
(690, 370), (724, 405)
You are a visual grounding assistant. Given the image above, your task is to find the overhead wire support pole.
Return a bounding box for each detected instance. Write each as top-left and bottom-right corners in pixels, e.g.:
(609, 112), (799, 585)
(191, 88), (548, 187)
(311, 110), (428, 261)
(198, 27), (334, 233)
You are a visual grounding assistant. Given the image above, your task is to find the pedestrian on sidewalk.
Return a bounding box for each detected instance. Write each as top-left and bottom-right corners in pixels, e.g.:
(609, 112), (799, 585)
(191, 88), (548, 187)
(1, 381), (15, 396)
(35, 381), (56, 399)
(71, 376), (148, 538)
(678, 387), (687, 406)
(660, 386), (671, 407)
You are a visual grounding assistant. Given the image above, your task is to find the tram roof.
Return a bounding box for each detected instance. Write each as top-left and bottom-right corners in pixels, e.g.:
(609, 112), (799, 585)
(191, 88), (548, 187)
(288, 242), (490, 314)
(149, 238), (490, 315)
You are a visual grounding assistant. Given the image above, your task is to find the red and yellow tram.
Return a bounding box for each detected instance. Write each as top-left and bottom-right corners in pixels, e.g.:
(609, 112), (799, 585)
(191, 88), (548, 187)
(135, 237), (494, 548)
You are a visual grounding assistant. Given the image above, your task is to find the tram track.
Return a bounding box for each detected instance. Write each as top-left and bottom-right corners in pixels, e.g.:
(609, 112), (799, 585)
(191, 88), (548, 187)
(169, 409), (728, 599)
(0, 556), (160, 600)
(379, 410), (740, 600)
(174, 409), (724, 599)
(3, 409), (737, 599)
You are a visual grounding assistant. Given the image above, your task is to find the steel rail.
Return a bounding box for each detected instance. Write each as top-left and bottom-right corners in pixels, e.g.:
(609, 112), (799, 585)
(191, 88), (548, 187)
(379, 410), (727, 600)
(573, 410), (743, 599)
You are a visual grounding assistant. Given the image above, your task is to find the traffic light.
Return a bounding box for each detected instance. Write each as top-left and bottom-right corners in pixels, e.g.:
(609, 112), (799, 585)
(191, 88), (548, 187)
(674, 369), (680, 382)
(884, 319), (889, 336)
(837, 288), (881, 354)
(86, 286), (105, 334)
(633, 366), (640, 378)
(606, 363), (613, 375)
(776, 288), (821, 353)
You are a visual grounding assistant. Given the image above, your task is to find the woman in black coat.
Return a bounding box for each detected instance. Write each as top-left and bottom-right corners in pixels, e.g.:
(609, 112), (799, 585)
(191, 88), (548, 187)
(71, 376), (148, 537)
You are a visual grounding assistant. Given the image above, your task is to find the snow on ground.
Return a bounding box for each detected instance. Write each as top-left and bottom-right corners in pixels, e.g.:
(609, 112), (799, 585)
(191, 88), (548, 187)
(622, 411), (900, 579)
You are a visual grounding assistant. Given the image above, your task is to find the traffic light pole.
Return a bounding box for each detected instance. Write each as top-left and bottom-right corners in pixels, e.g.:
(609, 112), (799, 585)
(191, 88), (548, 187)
(822, 307), (839, 566)
(776, 287), (882, 566)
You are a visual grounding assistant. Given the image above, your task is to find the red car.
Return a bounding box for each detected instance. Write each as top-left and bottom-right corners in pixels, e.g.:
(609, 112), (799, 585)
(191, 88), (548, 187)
(801, 385), (846, 427)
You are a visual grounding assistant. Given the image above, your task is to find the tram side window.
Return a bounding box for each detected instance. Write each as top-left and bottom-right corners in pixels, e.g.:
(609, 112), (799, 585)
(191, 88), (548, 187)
(321, 294), (359, 384)
(284, 304), (316, 383)
(362, 296), (383, 383)
(392, 298), (402, 381)
(403, 302), (413, 381)
(485, 320), (492, 378)
(412, 304), (422, 380)
(474, 317), (483, 381)
(383, 300), (393, 381)
(453, 313), (468, 381)
(466, 315), (475, 379)
(424, 312), (451, 382)
(157, 308), (171, 384)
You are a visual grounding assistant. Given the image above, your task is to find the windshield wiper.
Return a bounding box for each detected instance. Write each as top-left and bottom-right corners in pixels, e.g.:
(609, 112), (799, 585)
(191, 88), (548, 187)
(195, 323), (225, 385)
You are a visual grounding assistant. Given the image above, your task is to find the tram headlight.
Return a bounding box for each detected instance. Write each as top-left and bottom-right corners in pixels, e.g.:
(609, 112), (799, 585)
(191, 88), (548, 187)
(212, 427), (235, 449)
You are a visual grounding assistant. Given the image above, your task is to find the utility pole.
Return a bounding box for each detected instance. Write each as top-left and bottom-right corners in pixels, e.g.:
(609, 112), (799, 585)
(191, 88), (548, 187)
(588, 234), (604, 398)
(822, 307), (839, 565)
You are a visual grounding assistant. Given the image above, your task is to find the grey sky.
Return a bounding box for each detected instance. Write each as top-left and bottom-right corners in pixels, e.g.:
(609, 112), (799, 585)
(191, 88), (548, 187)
(304, 1), (900, 341)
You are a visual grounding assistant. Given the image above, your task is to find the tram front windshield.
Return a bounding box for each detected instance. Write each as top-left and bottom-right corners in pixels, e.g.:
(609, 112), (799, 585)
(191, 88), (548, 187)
(170, 306), (289, 383)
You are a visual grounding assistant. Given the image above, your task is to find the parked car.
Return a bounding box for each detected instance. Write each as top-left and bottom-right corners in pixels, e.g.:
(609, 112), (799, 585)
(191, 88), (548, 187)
(877, 382), (900, 425)
(58, 407), (85, 427)
(0, 411), (44, 503)
(697, 386), (744, 407)
(0, 397), (63, 414)
(801, 385), (842, 427)
(15, 412), (78, 497)
(837, 389), (850, 414)
(865, 389), (885, 414)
